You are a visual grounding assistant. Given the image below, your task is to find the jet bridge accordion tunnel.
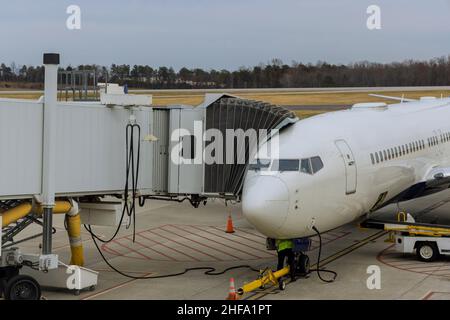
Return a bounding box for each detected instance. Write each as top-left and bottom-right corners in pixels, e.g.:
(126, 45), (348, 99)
(0, 54), (297, 287)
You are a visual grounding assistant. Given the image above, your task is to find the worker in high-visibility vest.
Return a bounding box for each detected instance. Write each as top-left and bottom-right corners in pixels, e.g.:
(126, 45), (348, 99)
(276, 239), (296, 281)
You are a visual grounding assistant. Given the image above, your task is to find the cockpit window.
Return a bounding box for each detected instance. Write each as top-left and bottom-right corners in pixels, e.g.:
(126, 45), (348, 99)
(300, 159), (312, 174)
(310, 156), (324, 173)
(248, 158), (271, 171)
(273, 159), (300, 172)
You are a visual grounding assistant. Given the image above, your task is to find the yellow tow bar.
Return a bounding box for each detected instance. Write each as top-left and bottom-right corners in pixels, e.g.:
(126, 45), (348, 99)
(237, 266), (290, 296)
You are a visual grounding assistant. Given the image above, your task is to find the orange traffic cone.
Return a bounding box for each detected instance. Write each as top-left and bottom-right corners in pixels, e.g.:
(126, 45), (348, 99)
(226, 215), (235, 233)
(226, 278), (238, 300)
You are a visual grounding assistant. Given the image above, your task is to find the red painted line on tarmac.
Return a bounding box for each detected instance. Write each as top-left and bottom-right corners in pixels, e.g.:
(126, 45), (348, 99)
(169, 224), (262, 259)
(93, 269), (149, 274)
(124, 235), (176, 261)
(422, 291), (435, 300)
(113, 240), (152, 260)
(189, 225), (271, 257)
(211, 226), (266, 245)
(403, 264), (446, 271)
(137, 232), (201, 262)
(148, 228), (223, 261)
(162, 225), (244, 260)
(386, 260), (446, 268)
(81, 271), (155, 300)
(101, 243), (140, 260)
(234, 227), (266, 239)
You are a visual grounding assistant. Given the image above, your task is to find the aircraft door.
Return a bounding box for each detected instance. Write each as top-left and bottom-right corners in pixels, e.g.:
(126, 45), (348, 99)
(335, 139), (357, 195)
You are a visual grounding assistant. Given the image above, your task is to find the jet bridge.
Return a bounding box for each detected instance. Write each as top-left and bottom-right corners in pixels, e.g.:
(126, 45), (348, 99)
(0, 53), (297, 299)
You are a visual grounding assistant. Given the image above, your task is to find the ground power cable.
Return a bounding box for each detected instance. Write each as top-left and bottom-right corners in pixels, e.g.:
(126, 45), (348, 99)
(309, 226), (338, 283)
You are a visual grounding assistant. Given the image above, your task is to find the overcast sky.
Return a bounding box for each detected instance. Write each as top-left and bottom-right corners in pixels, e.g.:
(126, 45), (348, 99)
(1, 0), (450, 70)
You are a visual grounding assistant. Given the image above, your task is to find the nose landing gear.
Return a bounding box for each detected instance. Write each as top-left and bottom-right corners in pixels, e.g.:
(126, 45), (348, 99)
(296, 253), (310, 276)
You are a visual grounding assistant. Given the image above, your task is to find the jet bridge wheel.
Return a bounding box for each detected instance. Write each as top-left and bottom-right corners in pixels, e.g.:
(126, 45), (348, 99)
(4, 275), (41, 300)
(416, 242), (439, 262)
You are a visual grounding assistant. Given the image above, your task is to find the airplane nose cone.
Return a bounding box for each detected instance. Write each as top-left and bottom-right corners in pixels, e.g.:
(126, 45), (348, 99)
(242, 176), (290, 236)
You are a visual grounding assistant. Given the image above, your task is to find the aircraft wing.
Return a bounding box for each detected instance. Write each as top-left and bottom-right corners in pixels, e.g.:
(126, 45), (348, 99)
(384, 166), (450, 205)
(368, 94), (417, 102)
(425, 167), (450, 188)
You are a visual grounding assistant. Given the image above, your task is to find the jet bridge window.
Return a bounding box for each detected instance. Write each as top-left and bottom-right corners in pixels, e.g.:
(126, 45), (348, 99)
(182, 135), (196, 159)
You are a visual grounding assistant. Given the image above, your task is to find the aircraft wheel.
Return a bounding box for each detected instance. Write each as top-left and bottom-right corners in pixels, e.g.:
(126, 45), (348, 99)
(417, 242), (439, 262)
(298, 254), (310, 275)
(4, 275), (41, 300)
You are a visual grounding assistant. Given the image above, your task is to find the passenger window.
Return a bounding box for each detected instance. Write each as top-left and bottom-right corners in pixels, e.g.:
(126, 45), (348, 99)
(387, 149), (391, 159)
(395, 147), (398, 158)
(401, 145), (405, 155)
(370, 153), (375, 165)
(300, 159), (312, 174)
(383, 150), (387, 160)
(311, 157), (324, 173)
(375, 153), (379, 163)
(274, 159), (300, 172)
(379, 151), (383, 162)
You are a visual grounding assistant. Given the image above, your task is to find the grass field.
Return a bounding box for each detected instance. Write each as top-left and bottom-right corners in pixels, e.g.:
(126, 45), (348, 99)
(2, 89), (449, 118)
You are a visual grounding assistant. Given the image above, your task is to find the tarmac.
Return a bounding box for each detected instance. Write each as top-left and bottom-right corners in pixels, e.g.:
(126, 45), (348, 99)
(7, 190), (450, 300)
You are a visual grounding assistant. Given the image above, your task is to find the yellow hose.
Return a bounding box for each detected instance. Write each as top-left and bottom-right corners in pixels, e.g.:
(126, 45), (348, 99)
(66, 214), (84, 266)
(1, 200), (84, 266)
(1, 201), (73, 227)
(35, 201), (73, 215)
(1, 203), (33, 227)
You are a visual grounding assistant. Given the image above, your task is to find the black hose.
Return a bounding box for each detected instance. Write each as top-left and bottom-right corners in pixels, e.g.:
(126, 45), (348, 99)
(86, 122), (141, 244)
(309, 226), (337, 283)
(88, 229), (259, 280)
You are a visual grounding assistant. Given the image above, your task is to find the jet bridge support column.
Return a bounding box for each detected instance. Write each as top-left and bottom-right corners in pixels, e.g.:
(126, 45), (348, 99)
(41, 53), (59, 259)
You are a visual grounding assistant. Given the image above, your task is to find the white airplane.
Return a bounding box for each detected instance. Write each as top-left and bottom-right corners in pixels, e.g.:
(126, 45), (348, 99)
(242, 95), (450, 239)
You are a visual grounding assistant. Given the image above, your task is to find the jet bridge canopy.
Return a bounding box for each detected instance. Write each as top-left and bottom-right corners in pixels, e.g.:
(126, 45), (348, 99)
(202, 95), (297, 197)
